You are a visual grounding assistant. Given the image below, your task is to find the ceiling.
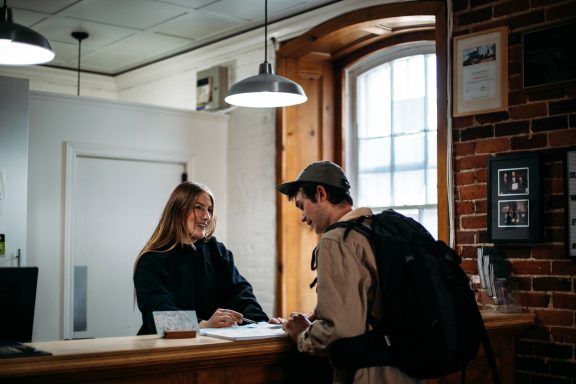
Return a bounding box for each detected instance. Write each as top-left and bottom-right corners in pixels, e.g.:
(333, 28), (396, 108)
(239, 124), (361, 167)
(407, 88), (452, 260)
(6, 0), (343, 76)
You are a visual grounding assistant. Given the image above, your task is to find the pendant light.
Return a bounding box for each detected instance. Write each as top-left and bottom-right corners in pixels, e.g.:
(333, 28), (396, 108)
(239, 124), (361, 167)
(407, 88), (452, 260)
(72, 31), (88, 96)
(224, 0), (307, 108)
(0, 0), (54, 65)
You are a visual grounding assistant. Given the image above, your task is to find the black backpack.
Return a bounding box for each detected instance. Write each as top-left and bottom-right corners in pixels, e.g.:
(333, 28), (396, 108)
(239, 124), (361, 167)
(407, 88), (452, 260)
(325, 209), (499, 383)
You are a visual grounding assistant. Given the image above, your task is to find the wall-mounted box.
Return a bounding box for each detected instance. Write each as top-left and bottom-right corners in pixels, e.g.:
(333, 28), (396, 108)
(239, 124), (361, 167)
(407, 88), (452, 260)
(196, 66), (228, 111)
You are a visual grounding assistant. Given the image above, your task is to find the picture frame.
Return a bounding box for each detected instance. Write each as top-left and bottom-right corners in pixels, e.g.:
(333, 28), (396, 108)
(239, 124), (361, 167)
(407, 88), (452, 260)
(453, 26), (508, 117)
(564, 148), (576, 259)
(522, 21), (576, 89)
(488, 153), (541, 243)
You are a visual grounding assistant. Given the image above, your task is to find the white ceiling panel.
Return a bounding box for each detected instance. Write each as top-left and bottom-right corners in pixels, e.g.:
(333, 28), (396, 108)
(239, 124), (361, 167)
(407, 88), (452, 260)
(60, 0), (189, 30)
(154, 11), (247, 41)
(80, 32), (193, 73)
(1, 0), (345, 75)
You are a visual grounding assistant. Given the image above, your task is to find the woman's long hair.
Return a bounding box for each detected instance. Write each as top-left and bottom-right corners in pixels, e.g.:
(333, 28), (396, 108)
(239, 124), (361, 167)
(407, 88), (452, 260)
(134, 182), (216, 265)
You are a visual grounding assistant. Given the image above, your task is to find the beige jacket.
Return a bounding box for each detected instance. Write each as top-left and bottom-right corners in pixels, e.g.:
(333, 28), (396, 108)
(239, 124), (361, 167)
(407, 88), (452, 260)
(296, 208), (421, 384)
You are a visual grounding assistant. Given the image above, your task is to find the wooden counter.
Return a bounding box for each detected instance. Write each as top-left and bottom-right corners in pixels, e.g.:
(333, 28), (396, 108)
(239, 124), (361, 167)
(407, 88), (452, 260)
(0, 311), (534, 384)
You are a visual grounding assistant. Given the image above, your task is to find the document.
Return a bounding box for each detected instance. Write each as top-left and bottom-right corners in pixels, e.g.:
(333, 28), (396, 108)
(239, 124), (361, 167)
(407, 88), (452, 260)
(199, 322), (286, 341)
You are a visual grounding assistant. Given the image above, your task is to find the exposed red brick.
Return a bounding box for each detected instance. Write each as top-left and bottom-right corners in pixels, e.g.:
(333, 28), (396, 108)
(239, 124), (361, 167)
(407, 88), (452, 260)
(456, 201), (475, 215)
(517, 292), (551, 308)
(534, 309), (573, 326)
(551, 326), (576, 344)
(474, 199), (487, 214)
(494, 120), (530, 137)
(533, 277), (572, 292)
(461, 125), (494, 142)
(547, 162), (565, 179)
(510, 103), (548, 120)
(509, 91), (528, 106)
(549, 129), (576, 147)
(553, 293), (576, 310)
(458, 154), (490, 170)
(521, 325), (551, 342)
(456, 171), (475, 186)
(549, 99), (576, 115)
(459, 184), (487, 200)
(508, 44), (522, 62)
(475, 137), (511, 154)
(475, 168), (487, 183)
(544, 227), (564, 242)
(543, 211), (564, 227)
(527, 87), (566, 102)
(501, 246), (533, 258)
(515, 276), (532, 291)
(509, 73), (523, 91)
(456, 7), (493, 25)
(532, 116), (569, 132)
(461, 258), (477, 273)
(475, 112), (509, 124)
(547, 2), (576, 22)
(544, 178), (565, 194)
(461, 214), (487, 229)
(453, 116), (474, 130)
(508, 10), (545, 30)
(456, 230), (475, 244)
(511, 134), (548, 150)
(532, 244), (564, 260)
(460, 246), (477, 260)
(551, 260), (576, 275)
(510, 260), (551, 275)
(454, 141), (475, 157)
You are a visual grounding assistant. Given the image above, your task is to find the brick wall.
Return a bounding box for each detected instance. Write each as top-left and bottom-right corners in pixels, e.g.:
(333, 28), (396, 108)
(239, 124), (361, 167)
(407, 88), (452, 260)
(451, 0), (576, 382)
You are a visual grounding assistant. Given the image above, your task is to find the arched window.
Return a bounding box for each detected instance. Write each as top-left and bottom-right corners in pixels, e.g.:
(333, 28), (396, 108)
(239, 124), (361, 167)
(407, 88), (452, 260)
(345, 42), (438, 238)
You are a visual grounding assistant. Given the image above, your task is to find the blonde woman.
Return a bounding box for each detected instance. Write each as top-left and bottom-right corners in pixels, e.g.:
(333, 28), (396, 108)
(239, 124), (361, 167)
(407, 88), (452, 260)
(134, 181), (269, 335)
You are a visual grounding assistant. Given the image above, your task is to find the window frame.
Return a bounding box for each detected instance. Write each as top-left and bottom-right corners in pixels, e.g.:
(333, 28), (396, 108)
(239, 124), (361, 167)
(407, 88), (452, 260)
(345, 42), (437, 224)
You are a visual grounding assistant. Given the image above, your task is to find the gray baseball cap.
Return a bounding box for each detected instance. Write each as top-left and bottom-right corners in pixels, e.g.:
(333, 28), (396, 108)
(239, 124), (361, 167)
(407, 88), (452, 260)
(276, 160), (350, 196)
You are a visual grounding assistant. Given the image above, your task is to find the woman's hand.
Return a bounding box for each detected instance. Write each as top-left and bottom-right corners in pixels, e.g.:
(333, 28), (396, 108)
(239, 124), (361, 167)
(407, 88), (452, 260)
(268, 317), (287, 324)
(199, 308), (243, 328)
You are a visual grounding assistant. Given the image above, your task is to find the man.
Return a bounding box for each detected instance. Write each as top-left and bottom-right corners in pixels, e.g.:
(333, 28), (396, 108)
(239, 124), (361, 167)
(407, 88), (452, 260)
(276, 160), (420, 384)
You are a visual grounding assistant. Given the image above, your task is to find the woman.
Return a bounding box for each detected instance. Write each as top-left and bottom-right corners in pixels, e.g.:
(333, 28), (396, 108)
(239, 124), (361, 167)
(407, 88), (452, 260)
(134, 181), (269, 335)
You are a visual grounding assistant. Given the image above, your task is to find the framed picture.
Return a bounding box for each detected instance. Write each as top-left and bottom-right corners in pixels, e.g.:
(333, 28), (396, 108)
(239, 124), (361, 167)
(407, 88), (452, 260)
(522, 21), (576, 89)
(488, 153), (541, 243)
(565, 148), (576, 259)
(453, 26), (508, 117)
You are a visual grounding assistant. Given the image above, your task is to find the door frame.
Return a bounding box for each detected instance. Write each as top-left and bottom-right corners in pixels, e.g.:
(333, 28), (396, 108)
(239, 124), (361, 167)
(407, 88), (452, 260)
(62, 141), (193, 339)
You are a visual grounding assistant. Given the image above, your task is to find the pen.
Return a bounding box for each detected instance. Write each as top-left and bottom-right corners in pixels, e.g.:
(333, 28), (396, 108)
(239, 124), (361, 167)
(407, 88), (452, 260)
(242, 317), (257, 324)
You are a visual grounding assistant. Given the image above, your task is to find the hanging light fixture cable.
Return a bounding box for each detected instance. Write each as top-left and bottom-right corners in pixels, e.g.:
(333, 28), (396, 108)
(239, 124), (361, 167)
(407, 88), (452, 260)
(71, 31), (88, 96)
(0, 0), (55, 65)
(224, 0), (307, 108)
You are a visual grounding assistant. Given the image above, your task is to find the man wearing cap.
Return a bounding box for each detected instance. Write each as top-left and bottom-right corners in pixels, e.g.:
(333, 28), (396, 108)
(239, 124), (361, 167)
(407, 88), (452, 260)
(277, 160), (419, 384)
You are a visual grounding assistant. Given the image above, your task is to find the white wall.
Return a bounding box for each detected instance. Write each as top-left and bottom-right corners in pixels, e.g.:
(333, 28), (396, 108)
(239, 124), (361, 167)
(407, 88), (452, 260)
(26, 92), (228, 341)
(0, 77), (29, 267)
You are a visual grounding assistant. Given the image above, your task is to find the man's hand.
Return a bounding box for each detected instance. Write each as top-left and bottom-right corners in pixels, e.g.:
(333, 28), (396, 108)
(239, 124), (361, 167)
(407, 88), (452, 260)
(282, 312), (312, 343)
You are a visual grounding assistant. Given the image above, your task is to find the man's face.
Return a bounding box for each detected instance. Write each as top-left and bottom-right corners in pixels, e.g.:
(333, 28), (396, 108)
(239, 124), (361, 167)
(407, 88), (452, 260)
(294, 188), (330, 234)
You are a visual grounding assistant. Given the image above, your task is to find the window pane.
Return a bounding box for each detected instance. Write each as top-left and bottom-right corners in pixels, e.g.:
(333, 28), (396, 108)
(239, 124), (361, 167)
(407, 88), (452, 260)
(421, 208), (438, 239)
(358, 172), (391, 207)
(357, 64), (391, 138)
(359, 137), (390, 172)
(393, 56), (425, 101)
(394, 133), (425, 166)
(393, 170), (425, 206)
(392, 97), (425, 134)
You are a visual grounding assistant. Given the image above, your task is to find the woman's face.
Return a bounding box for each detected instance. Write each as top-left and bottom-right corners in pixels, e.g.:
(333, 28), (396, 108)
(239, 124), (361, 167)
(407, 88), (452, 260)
(186, 192), (213, 243)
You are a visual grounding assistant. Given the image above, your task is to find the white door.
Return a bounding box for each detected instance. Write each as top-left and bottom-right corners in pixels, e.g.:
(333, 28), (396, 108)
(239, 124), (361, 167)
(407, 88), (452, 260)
(72, 155), (184, 339)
